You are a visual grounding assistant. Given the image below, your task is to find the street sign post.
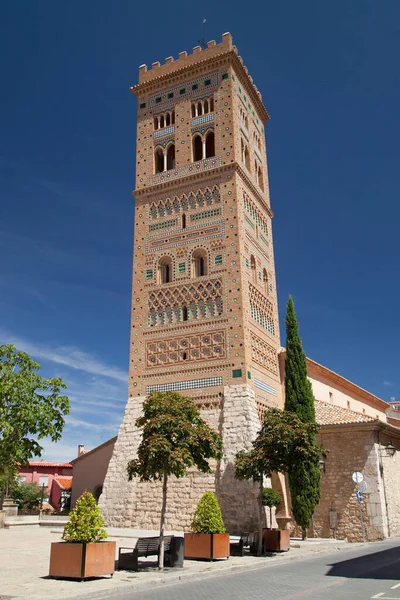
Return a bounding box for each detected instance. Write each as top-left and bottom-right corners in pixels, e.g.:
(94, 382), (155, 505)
(352, 472), (363, 484)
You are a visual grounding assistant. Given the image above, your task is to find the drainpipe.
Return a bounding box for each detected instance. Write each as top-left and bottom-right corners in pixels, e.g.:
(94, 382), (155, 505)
(377, 430), (391, 538)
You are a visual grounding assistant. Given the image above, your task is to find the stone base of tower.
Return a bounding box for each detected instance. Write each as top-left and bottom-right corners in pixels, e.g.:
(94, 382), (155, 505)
(99, 384), (275, 532)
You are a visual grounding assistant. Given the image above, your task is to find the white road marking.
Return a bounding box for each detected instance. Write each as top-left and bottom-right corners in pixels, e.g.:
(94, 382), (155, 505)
(391, 584), (400, 589)
(371, 594), (384, 599)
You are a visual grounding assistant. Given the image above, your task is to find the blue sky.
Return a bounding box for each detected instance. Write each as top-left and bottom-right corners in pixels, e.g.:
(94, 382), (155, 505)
(1, 1), (399, 461)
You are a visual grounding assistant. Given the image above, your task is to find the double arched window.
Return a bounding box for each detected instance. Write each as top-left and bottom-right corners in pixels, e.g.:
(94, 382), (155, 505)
(192, 131), (215, 162)
(154, 111), (175, 130)
(239, 106), (249, 129)
(154, 143), (175, 174)
(253, 131), (261, 151)
(191, 97), (214, 118)
(157, 256), (173, 284)
(191, 249), (208, 278)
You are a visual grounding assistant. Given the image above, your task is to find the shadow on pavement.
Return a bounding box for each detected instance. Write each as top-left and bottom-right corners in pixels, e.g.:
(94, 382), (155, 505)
(326, 545), (400, 580)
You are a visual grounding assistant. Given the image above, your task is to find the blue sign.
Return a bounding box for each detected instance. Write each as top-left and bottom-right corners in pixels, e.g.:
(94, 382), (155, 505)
(357, 490), (363, 503)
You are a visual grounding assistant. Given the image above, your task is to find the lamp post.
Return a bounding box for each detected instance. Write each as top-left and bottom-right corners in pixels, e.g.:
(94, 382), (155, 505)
(385, 441), (396, 458)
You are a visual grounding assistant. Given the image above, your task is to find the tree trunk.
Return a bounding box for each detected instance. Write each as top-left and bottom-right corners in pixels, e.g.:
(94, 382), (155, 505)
(302, 527), (307, 541)
(257, 480), (264, 556)
(158, 471), (168, 570)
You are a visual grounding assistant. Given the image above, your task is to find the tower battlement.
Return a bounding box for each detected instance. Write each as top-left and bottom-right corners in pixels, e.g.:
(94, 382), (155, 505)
(131, 33), (266, 119)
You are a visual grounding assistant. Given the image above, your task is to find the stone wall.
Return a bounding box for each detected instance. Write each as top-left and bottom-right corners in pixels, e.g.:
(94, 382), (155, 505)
(100, 384), (267, 533)
(379, 433), (400, 537)
(313, 426), (385, 542)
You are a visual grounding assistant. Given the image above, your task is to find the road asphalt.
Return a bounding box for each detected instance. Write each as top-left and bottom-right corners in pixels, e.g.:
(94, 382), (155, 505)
(100, 538), (400, 600)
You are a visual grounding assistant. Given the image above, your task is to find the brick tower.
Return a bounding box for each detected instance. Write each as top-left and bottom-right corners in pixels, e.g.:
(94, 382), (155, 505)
(100, 33), (290, 532)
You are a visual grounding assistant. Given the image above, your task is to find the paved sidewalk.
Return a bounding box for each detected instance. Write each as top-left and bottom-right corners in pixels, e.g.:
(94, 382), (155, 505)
(0, 526), (367, 600)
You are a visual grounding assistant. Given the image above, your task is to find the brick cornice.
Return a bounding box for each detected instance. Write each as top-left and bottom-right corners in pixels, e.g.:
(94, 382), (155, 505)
(320, 420), (400, 437)
(132, 162), (274, 218)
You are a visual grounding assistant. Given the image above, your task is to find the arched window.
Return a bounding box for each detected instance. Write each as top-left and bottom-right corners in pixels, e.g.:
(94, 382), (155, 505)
(182, 213), (186, 229)
(155, 147), (164, 174)
(160, 115), (165, 128)
(203, 99), (209, 114)
(244, 145), (250, 171)
(182, 306), (188, 321)
(158, 256), (173, 284)
(154, 116), (159, 130)
(210, 97), (214, 112)
(192, 249), (208, 278)
(205, 131), (215, 158)
(263, 269), (268, 293)
(197, 101), (203, 116)
(166, 144), (175, 170)
(171, 110), (175, 125)
(258, 167), (264, 192)
(193, 134), (203, 162)
(166, 112), (171, 126)
(250, 255), (256, 283)
(191, 103), (196, 118)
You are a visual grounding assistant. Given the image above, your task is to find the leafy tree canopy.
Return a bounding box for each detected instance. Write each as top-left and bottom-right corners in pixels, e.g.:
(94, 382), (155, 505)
(12, 481), (43, 512)
(191, 491), (226, 534)
(62, 491), (107, 543)
(0, 344), (70, 478)
(235, 408), (321, 483)
(127, 391), (223, 482)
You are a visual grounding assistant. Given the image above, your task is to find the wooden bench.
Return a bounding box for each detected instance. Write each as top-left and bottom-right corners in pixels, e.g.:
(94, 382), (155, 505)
(118, 536), (174, 571)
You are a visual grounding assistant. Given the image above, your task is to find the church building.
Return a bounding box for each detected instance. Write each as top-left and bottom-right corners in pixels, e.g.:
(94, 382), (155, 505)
(98, 34), (400, 540)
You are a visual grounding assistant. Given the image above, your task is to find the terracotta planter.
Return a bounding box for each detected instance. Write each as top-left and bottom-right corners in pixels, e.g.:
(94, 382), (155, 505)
(49, 541), (116, 580)
(184, 533), (230, 560)
(262, 529), (290, 552)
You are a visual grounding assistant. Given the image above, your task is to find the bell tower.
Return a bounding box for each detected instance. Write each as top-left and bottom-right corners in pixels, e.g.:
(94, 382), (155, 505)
(100, 33), (289, 532)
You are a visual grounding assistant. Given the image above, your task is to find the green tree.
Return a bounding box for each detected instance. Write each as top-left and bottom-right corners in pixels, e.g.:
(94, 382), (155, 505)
(262, 488), (282, 530)
(62, 491), (107, 543)
(191, 491), (226, 534)
(127, 391), (223, 570)
(0, 344), (70, 499)
(12, 481), (42, 512)
(284, 296), (321, 539)
(235, 408), (321, 555)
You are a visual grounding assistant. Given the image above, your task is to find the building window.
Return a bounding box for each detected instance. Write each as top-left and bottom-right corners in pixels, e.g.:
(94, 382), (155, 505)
(17, 476), (26, 483)
(181, 213), (186, 229)
(191, 97), (214, 118)
(205, 131), (215, 158)
(192, 249), (208, 278)
(250, 255), (256, 283)
(155, 147), (164, 173)
(39, 476), (49, 487)
(158, 256), (173, 284)
(193, 134), (203, 162)
(166, 144), (175, 170)
(263, 269), (268, 293)
(182, 306), (188, 321)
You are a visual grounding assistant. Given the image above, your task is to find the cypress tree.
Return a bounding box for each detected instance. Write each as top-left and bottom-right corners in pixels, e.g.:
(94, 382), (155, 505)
(284, 295), (321, 540)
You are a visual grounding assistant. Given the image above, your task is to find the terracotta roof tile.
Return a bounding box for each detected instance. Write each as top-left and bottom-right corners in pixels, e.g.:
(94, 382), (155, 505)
(315, 400), (376, 426)
(55, 477), (73, 490)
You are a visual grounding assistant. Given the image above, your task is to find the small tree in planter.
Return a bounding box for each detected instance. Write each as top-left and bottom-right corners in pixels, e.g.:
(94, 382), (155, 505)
(49, 492), (115, 580)
(185, 491), (229, 560)
(262, 488), (282, 530)
(127, 392), (223, 570)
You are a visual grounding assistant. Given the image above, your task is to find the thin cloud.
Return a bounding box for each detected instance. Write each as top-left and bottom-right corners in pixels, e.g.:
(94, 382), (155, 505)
(0, 330), (127, 383)
(383, 380), (393, 387)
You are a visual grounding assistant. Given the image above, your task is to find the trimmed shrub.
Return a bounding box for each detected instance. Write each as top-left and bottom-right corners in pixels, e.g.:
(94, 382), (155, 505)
(191, 491), (226, 534)
(62, 491), (107, 543)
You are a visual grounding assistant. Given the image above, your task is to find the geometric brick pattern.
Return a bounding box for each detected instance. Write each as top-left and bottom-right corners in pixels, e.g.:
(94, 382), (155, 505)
(146, 330), (226, 367)
(250, 332), (279, 375)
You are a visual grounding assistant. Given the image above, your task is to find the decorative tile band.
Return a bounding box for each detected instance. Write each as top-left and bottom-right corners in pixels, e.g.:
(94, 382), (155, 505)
(154, 126), (175, 139)
(148, 73), (219, 110)
(253, 378), (278, 396)
(146, 222), (224, 252)
(191, 114), (214, 127)
(148, 156), (223, 186)
(146, 376), (223, 393)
